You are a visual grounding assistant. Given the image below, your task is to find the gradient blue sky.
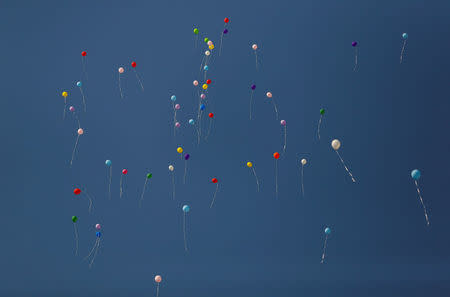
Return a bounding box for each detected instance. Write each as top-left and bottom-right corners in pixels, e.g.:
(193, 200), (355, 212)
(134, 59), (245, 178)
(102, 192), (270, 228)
(2, 0), (450, 296)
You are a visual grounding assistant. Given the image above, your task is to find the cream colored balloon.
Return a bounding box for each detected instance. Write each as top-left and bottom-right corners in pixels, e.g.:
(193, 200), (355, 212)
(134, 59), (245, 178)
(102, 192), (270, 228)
(168, 165), (174, 172)
(301, 158), (307, 165)
(331, 139), (341, 150)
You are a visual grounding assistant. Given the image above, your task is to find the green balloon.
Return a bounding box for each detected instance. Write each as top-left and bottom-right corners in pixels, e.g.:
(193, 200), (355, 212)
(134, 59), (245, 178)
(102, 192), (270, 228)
(72, 216), (78, 223)
(193, 28), (199, 34)
(204, 37), (209, 43)
(320, 108), (325, 115)
(147, 173), (153, 179)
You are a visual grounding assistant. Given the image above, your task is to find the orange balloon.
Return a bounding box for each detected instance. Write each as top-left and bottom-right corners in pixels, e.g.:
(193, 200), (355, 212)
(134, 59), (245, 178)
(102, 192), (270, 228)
(273, 152), (280, 159)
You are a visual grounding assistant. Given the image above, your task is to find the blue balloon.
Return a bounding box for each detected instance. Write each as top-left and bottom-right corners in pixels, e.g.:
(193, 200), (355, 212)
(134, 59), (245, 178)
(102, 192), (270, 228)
(402, 33), (408, 40)
(171, 95), (177, 102)
(411, 169), (421, 180)
(200, 104), (206, 110)
(189, 119), (195, 125)
(96, 231), (102, 237)
(324, 227), (331, 235)
(105, 160), (112, 166)
(76, 81), (82, 87)
(204, 65), (209, 71)
(182, 205), (190, 213)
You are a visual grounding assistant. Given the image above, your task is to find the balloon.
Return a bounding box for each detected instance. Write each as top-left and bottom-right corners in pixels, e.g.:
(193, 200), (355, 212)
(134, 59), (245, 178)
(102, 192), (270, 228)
(118, 67), (124, 73)
(204, 38), (209, 43)
(193, 80), (199, 86)
(202, 84), (208, 90)
(320, 108), (325, 115)
(77, 128), (84, 135)
(205, 51), (210, 56)
(402, 33), (408, 40)
(331, 139), (341, 150)
(131, 61), (137, 68)
(280, 120), (286, 126)
(184, 154), (190, 160)
(62, 91), (68, 98)
(169, 165), (174, 171)
(324, 227), (331, 235)
(206, 79), (212, 85)
(182, 205), (190, 213)
(209, 44), (214, 50)
(175, 122), (181, 128)
(95, 224), (101, 230)
(301, 158), (307, 165)
(69, 106), (75, 112)
(352, 41), (358, 47)
(72, 216), (78, 223)
(247, 161), (253, 168)
(175, 104), (181, 110)
(273, 152), (280, 159)
(252, 44), (258, 50)
(96, 231), (101, 237)
(251, 84), (256, 90)
(207, 40), (213, 46)
(204, 65), (209, 71)
(200, 104), (205, 110)
(122, 169), (128, 175)
(74, 188), (81, 195)
(223, 29), (228, 34)
(177, 147), (183, 154)
(224, 17), (229, 23)
(212, 178), (218, 183)
(171, 95), (177, 102)
(411, 169), (421, 180)
(189, 119), (195, 125)
(105, 160), (112, 166)
(81, 51), (87, 56)
(76, 81), (82, 87)
(155, 275), (162, 283)
(193, 28), (199, 34)
(146, 173), (153, 179)
(200, 93), (206, 99)
(208, 113), (214, 118)
(266, 92), (272, 98)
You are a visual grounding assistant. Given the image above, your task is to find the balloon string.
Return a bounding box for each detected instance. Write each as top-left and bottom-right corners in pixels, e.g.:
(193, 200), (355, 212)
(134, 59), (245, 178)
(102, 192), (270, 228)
(70, 134), (80, 167)
(321, 234), (328, 264)
(219, 32), (224, 56)
(108, 166), (112, 200)
(118, 74), (124, 99)
(81, 56), (88, 81)
(89, 239), (100, 269)
(252, 167), (260, 192)
(353, 47), (358, 72)
(275, 160), (278, 199)
(63, 98), (67, 120)
(255, 51), (258, 70)
(183, 161), (188, 184)
(119, 174), (123, 199)
(134, 69), (144, 91)
(73, 223), (79, 256)
(336, 151), (356, 183)
(317, 115), (323, 140)
(415, 180), (430, 226)
(83, 188), (94, 213)
(139, 178), (148, 208)
(80, 87), (87, 112)
(84, 237), (99, 261)
(249, 91), (254, 120)
(199, 56), (205, 72)
(183, 212), (188, 252)
(156, 283), (160, 297)
(283, 125), (287, 154)
(301, 165), (305, 197)
(206, 118), (213, 140)
(172, 173), (175, 200)
(400, 40), (406, 64)
(210, 183), (219, 208)
(272, 99), (279, 120)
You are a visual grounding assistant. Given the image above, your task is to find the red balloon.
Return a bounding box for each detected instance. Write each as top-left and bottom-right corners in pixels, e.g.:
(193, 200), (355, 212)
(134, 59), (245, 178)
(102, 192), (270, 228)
(224, 17), (229, 23)
(122, 169), (128, 175)
(206, 79), (212, 85)
(273, 152), (280, 159)
(81, 51), (87, 57)
(131, 61), (137, 68)
(74, 188), (81, 195)
(212, 178), (218, 183)
(208, 113), (214, 118)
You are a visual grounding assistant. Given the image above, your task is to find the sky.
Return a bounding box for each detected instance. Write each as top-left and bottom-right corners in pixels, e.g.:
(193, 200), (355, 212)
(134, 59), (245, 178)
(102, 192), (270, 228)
(1, 0), (450, 296)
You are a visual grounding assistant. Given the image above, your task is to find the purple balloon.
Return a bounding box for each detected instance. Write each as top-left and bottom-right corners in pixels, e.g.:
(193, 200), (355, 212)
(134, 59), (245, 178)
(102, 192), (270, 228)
(251, 84), (256, 90)
(352, 41), (358, 47)
(184, 154), (190, 160)
(69, 106), (75, 112)
(223, 29), (228, 34)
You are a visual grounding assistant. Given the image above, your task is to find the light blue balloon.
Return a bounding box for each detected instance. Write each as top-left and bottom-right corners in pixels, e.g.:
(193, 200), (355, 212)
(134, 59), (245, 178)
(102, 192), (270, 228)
(105, 160), (112, 166)
(200, 104), (205, 110)
(171, 95), (177, 102)
(402, 33), (408, 40)
(76, 81), (82, 87)
(182, 205), (190, 213)
(411, 169), (421, 180)
(324, 227), (331, 235)
(204, 65), (209, 71)
(189, 119), (195, 125)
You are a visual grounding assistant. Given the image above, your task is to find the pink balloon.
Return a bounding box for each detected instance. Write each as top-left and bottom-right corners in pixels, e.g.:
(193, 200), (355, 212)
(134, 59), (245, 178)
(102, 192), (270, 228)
(280, 120), (286, 126)
(266, 92), (272, 98)
(69, 106), (75, 112)
(200, 94), (206, 99)
(118, 67), (124, 73)
(193, 80), (199, 86)
(252, 44), (258, 50)
(95, 224), (101, 230)
(77, 128), (84, 135)
(155, 275), (162, 283)
(175, 104), (181, 110)
(207, 40), (213, 46)
(175, 122), (181, 128)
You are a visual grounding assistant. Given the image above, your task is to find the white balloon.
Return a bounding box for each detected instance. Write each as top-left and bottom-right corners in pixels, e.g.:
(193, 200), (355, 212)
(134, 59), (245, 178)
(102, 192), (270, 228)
(331, 139), (341, 151)
(205, 50), (211, 56)
(169, 165), (174, 171)
(301, 158), (307, 165)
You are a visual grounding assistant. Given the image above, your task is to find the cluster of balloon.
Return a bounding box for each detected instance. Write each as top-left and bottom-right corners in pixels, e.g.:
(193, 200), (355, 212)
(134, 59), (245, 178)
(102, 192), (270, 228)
(139, 173), (153, 208)
(249, 84), (256, 120)
(81, 51), (88, 80)
(280, 120), (287, 154)
(105, 160), (112, 200)
(247, 161), (260, 192)
(219, 17), (230, 56)
(183, 153), (191, 184)
(62, 91), (68, 119)
(169, 165), (175, 200)
(76, 81), (87, 112)
(131, 61), (144, 91)
(154, 275), (162, 297)
(120, 168), (128, 199)
(300, 158), (307, 197)
(72, 216), (79, 255)
(193, 28), (199, 48)
(84, 224), (102, 268)
(273, 152), (280, 199)
(252, 44), (259, 70)
(266, 91), (279, 120)
(73, 187), (94, 213)
(331, 139), (356, 183)
(69, 106), (81, 128)
(182, 205), (190, 252)
(352, 41), (358, 71)
(210, 178), (220, 208)
(206, 112), (214, 140)
(400, 33), (408, 64)
(118, 67), (125, 99)
(411, 169), (430, 226)
(320, 227), (332, 264)
(317, 108), (325, 140)
(70, 128), (84, 167)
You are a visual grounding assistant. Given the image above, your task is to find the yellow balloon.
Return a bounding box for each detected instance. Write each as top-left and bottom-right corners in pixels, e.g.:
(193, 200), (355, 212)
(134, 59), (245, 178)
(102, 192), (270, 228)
(246, 162), (253, 168)
(209, 44), (214, 50)
(202, 84), (208, 90)
(177, 147), (183, 154)
(62, 91), (68, 98)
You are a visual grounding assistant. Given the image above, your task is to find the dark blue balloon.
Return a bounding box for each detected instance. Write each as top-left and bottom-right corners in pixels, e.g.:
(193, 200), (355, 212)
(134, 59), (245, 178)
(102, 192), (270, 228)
(184, 154), (190, 160)
(96, 231), (102, 238)
(200, 104), (206, 110)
